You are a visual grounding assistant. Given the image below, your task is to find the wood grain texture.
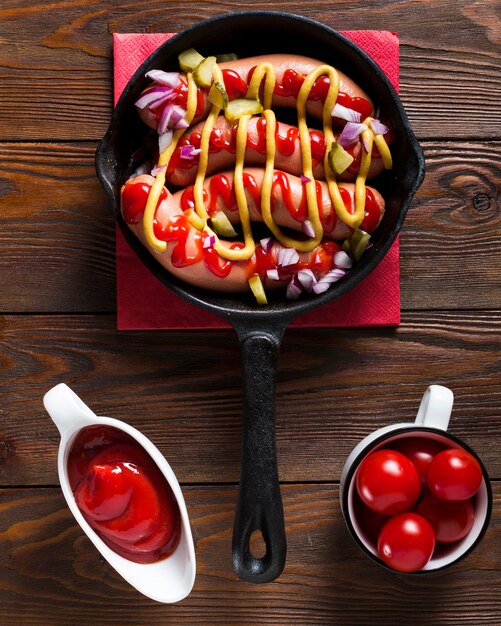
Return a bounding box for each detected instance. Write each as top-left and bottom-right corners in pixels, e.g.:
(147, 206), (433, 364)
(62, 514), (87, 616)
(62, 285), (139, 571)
(0, 483), (499, 625)
(0, 140), (499, 312)
(0, 1), (500, 141)
(0, 3), (499, 623)
(0, 142), (114, 312)
(400, 140), (501, 309)
(0, 312), (499, 486)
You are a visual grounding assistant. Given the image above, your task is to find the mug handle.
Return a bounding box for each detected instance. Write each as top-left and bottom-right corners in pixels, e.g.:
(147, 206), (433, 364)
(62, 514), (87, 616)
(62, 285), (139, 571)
(415, 385), (454, 431)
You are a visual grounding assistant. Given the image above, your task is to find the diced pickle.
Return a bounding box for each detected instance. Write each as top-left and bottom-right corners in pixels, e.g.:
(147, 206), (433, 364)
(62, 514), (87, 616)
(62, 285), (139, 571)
(193, 56), (217, 88)
(342, 229), (371, 261)
(328, 142), (354, 175)
(248, 275), (268, 305)
(350, 229), (371, 261)
(178, 48), (205, 73)
(185, 209), (205, 231)
(224, 98), (263, 121)
(210, 211), (238, 237)
(341, 239), (352, 254)
(216, 53), (239, 63)
(208, 80), (229, 109)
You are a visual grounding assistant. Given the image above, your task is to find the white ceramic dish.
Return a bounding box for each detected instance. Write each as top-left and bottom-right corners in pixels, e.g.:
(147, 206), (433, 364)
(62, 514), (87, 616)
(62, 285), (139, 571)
(43, 383), (196, 603)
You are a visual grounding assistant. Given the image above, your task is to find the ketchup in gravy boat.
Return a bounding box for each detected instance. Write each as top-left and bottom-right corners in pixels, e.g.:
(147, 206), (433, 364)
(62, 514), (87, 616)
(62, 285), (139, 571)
(67, 425), (181, 564)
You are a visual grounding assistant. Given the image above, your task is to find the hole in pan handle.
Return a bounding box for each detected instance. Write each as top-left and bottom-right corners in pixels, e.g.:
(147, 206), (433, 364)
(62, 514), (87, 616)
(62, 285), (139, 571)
(231, 321), (288, 583)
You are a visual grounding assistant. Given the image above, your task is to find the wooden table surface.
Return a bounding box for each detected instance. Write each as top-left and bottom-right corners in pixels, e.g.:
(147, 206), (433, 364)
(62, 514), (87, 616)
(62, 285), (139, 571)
(1, 1), (500, 624)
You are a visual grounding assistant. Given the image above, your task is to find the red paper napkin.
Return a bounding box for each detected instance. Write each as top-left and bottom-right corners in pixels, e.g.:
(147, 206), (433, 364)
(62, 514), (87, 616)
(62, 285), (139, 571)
(113, 31), (400, 330)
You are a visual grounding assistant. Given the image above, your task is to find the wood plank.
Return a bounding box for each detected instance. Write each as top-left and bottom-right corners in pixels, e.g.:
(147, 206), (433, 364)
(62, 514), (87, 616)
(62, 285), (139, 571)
(0, 483), (499, 624)
(0, 143), (115, 312)
(0, 1), (499, 140)
(401, 140), (501, 309)
(0, 312), (499, 486)
(0, 140), (499, 312)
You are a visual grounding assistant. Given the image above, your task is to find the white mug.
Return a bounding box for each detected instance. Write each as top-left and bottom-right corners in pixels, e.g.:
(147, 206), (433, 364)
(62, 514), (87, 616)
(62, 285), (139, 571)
(339, 385), (492, 573)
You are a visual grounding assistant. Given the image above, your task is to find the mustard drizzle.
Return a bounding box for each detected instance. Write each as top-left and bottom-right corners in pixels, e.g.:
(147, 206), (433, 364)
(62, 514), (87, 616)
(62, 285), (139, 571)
(142, 58), (393, 265)
(213, 113), (257, 261)
(246, 62), (275, 110)
(142, 72), (198, 252)
(296, 65), (339, 249)
(193, 65), (224, 222)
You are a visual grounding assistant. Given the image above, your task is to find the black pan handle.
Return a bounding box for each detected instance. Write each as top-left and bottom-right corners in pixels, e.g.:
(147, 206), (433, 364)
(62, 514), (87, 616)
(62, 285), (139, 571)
(232, 322), (287, 583)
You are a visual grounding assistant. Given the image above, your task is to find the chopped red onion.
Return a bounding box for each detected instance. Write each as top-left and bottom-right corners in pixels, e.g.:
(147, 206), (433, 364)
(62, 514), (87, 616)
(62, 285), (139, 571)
(286, 275), (302, 300)
(337, 122), (366, 147)
(175, 117), (190, 129)
(148, 91), (177, 112)
(334, 250), (353, 269)
(260, 237), (273, 253)
(266, 269), (280, 281)
(203, 234), (216, 249)
(312, 269), (346, 294)
(370, 119), (389, 135)
(158, 130), (173, 154)
(332, 102), (362, 123)
(297, 269), (317, 292)
(277, 247), (300, 267)
(168, 104), (187, 126)
(151, 163), (167, 177)
(157, 104), (173, 134)
(157, 104), (189, 133)
(180, 145), (202, 160)
(277, 268), (293, 281)
(302, 219), (315, 238)
(300, 175), (311, 184)
(145, 70), (180, 88)
(135, 86), (174, 110)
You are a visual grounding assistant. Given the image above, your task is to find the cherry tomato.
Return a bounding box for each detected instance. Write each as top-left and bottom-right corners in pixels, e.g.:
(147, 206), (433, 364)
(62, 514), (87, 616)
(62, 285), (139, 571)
(417, 494), (474, 543)
(391, 437), (445, 488)
(427, 448), (483, 501)
(377, 513), (435, 572)
(356, 449), (421, 516)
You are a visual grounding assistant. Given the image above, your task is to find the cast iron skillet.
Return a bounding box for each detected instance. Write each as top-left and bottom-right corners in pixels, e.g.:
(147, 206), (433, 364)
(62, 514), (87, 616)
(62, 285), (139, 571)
(96, 11), (425, 583)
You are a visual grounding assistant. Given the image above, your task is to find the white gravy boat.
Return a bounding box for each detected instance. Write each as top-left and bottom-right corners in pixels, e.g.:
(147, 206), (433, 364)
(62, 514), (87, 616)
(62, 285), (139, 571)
(43, 383), (196, 603)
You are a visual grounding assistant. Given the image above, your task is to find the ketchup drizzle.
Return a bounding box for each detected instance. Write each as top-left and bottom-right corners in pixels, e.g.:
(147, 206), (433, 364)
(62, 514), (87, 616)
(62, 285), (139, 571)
(122, 183), (167, 224)
(243, 66), (373, 119)
(168, 119), (328, 172)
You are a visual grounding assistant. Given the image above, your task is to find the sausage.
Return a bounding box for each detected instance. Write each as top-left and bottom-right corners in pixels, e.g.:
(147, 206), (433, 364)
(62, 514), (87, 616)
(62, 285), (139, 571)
(138, 54), (374, 131)
(166, 115), (388, 187)
(120, 170), (385, 293)
(174, 167), (384, 238)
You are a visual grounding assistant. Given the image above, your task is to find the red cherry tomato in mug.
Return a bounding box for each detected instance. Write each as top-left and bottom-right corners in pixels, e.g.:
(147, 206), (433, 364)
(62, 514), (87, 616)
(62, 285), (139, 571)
(356, 450), (421, 516)
(427, 448), (483, 501)
(377, 513), (436, 572)
(392, 437), (445, 489)
(417, 494), (475, 543)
